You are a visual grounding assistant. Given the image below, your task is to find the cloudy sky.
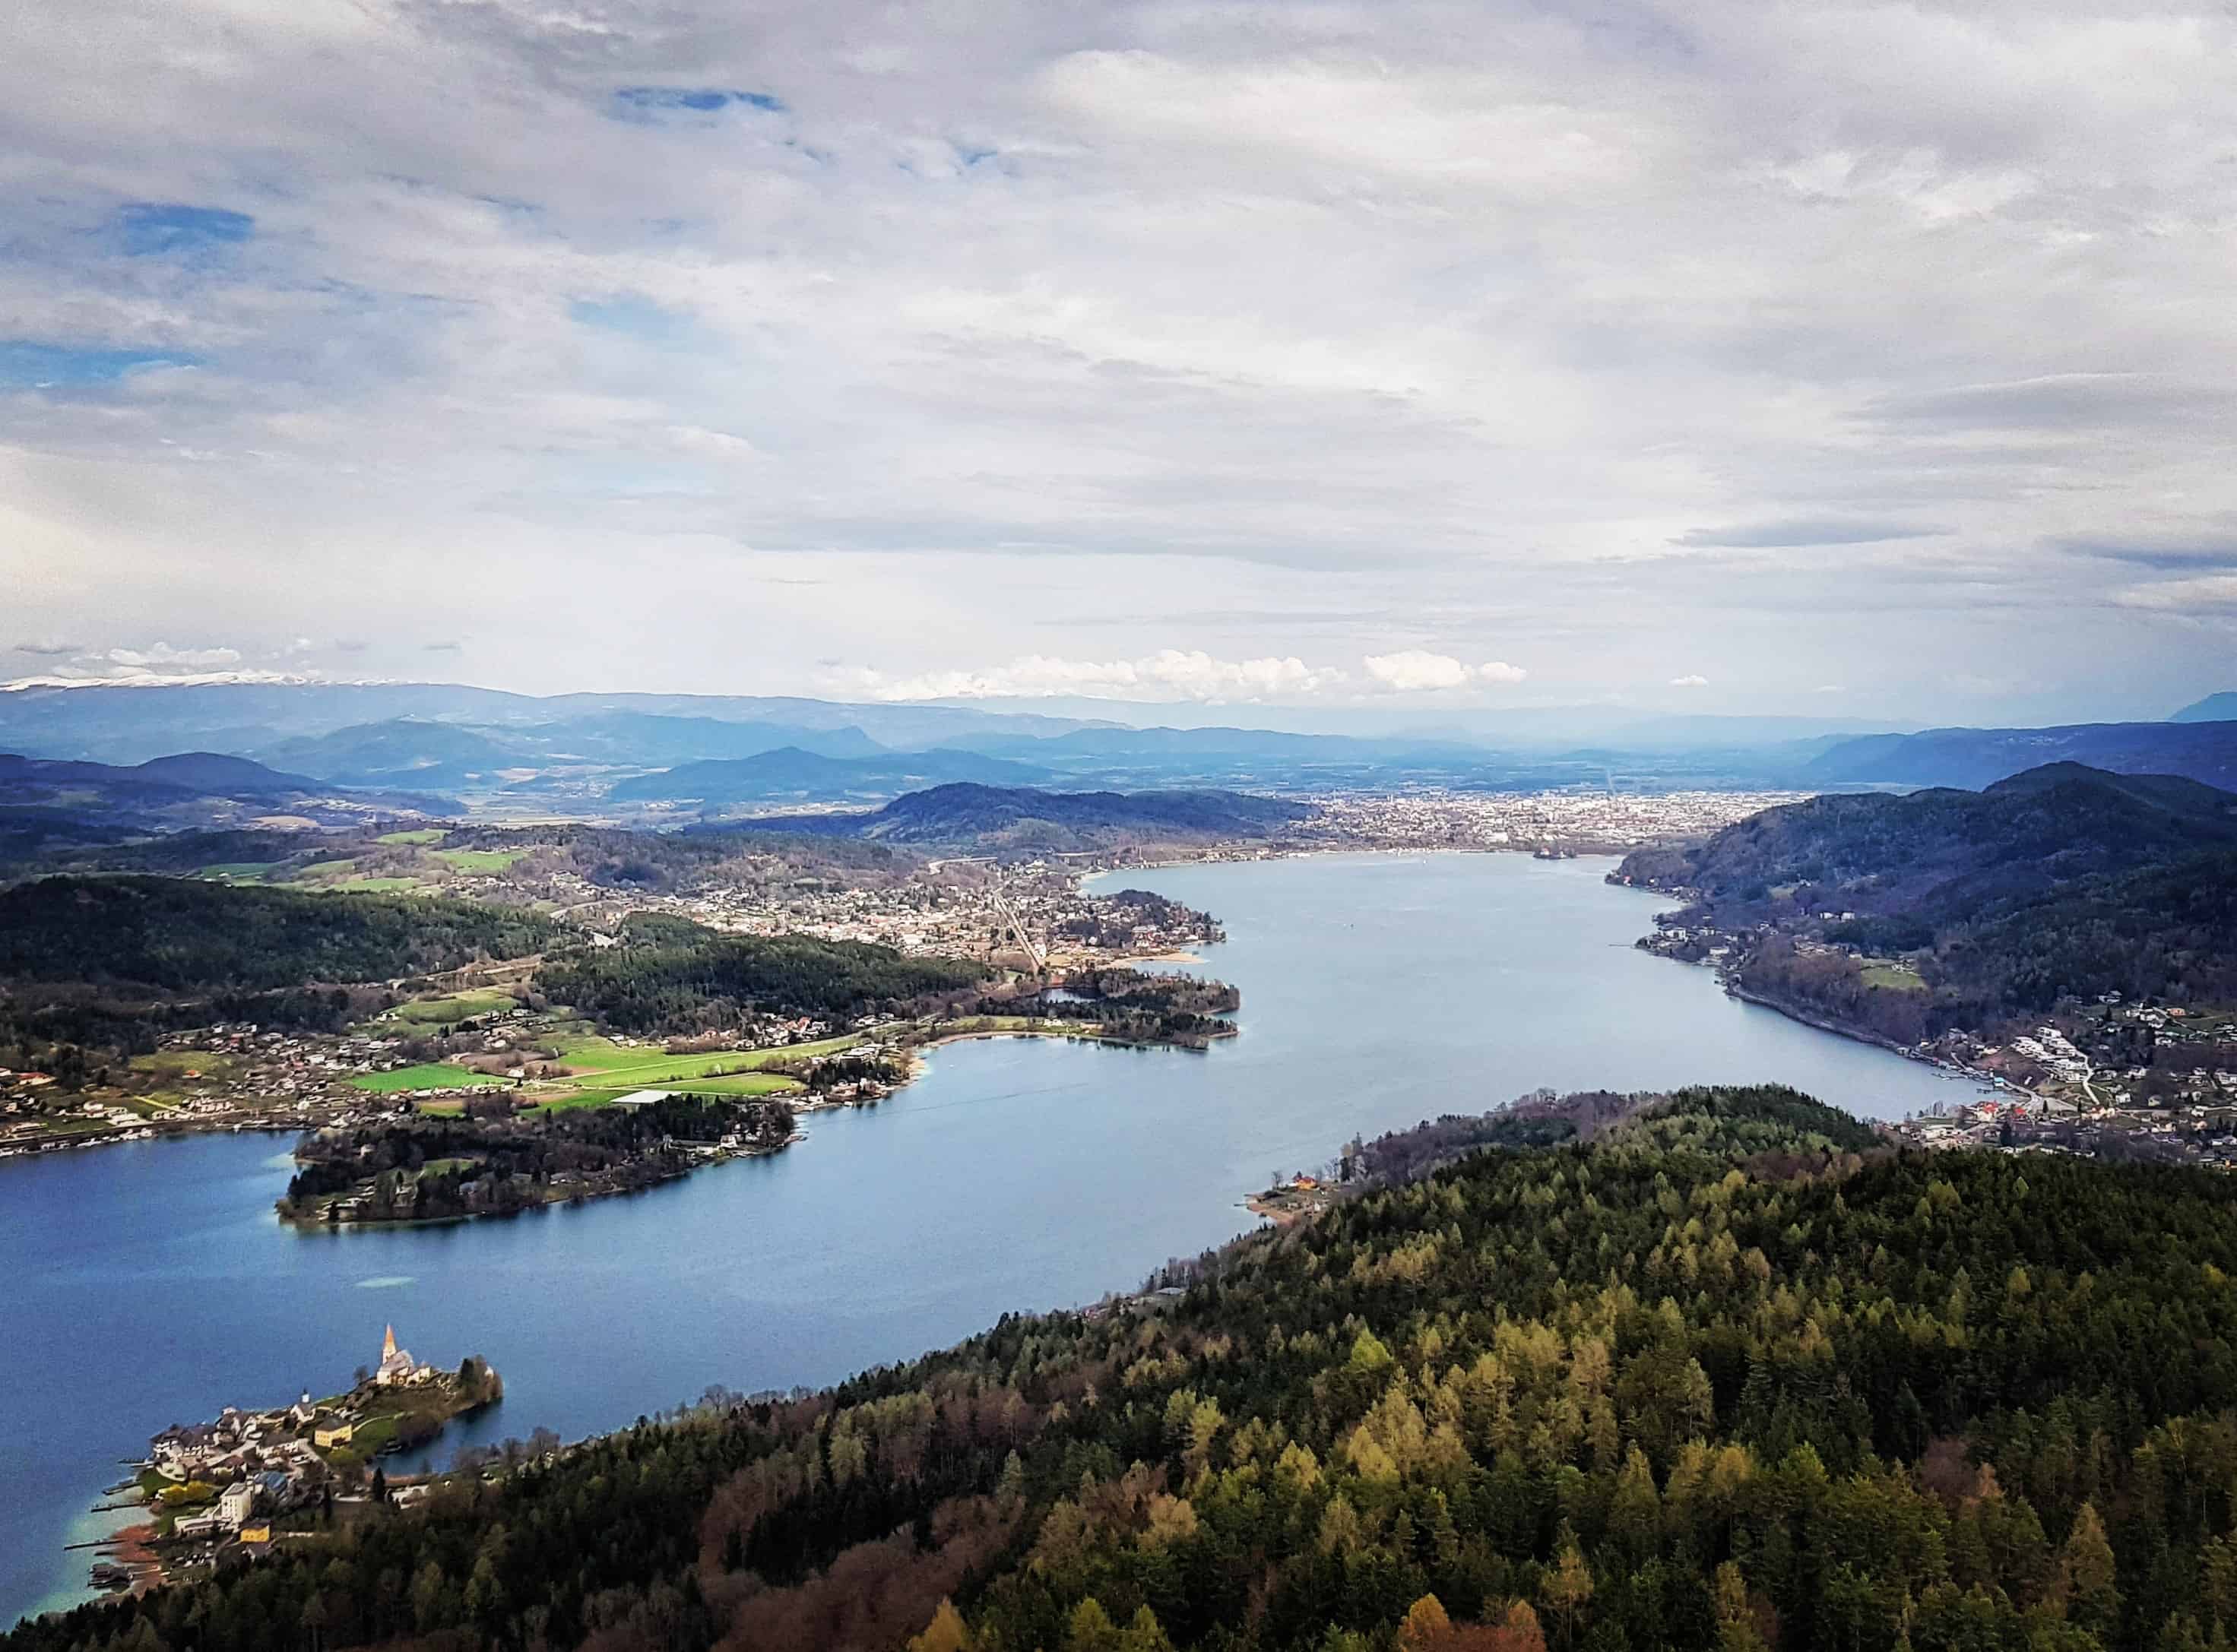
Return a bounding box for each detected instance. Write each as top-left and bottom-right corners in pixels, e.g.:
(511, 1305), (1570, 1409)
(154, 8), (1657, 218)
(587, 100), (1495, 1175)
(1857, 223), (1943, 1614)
(4, 0), (2233, 724)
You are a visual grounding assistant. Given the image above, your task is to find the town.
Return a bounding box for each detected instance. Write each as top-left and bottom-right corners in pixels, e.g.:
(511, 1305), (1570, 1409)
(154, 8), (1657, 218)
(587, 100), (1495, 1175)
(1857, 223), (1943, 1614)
(89, 1329), (499, 1598)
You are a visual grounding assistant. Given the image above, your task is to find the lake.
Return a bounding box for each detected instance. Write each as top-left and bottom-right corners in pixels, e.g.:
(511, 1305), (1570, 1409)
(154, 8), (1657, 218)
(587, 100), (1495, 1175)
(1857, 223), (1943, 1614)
(2, 852), (1985, 1627)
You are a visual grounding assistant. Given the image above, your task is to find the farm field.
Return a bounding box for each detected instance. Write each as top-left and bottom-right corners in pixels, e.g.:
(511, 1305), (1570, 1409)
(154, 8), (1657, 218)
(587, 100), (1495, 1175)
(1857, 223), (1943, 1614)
(351, 1063), (506, 1093)
(431, 848), (527, 874)
(388, 990), (521, 1026)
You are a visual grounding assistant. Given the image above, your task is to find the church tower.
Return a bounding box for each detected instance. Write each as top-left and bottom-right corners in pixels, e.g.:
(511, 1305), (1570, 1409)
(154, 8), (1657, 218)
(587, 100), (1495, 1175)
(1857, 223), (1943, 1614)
(382, 1324), (398, 1362)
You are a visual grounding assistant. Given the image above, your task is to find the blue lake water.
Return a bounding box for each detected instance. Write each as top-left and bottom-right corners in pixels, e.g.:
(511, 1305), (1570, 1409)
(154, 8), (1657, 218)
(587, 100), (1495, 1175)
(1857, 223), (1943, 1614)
(2, 853), (1986, 1627)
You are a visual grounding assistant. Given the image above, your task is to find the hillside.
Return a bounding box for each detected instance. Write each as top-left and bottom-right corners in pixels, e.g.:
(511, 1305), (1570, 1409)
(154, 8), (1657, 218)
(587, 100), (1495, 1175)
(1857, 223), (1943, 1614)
(1617, 763), (2237, 1040)
(19, 1084), (2237, 1652)
(1806, 717), (2237, 790)
(607, 748), (1052, 806)
(750, 783), (1313, 850)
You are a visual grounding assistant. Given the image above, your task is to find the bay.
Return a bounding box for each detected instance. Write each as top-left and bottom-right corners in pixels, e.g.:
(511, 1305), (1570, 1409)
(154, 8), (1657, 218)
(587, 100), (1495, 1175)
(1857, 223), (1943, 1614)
(2, 853), (1985, 1627)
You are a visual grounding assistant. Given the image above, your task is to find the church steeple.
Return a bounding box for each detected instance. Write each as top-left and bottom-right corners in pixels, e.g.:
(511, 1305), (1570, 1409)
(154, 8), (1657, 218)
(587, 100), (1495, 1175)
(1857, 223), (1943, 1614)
(382, 1324), (398, 1362)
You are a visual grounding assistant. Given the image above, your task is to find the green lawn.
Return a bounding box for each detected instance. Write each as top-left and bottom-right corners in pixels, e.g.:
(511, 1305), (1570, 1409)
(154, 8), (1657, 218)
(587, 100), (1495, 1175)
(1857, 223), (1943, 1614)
(391, 989), (519, 1025)
(662, 1073), (803, 1097)
(1861, 961), (1929, 992)
(353, 1063), (507, 1093)
(288, 858), (361, 881)
(336, 875), (425, 893)
(376, 829), (447, 846)
(432, 848), (527, 874)
(542, 1034), (869, 1090)
(195, 862), (281, 883)
(526, 1090), (626, 1114)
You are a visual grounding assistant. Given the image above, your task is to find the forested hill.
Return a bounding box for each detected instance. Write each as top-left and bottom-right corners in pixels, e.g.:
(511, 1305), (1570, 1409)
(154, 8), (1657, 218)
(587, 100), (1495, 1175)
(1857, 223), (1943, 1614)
(1618, 762), (2237, 910)
(746, 783), (1313, 850)
(27, 1083), (2237, 1652)
(0, 875), (559, 993)
(1616, 763), (2237, 1033)
(533, 912), (989, 1031)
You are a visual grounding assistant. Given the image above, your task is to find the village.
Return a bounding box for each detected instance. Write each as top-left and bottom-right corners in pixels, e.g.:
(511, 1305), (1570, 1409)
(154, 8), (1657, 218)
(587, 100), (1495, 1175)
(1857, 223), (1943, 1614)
(89, 1328), (499, 1597)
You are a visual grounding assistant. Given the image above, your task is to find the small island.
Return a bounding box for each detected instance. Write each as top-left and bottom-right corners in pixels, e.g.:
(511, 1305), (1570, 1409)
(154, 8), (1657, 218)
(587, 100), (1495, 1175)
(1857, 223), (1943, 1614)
(93, 1328), (499, 1595)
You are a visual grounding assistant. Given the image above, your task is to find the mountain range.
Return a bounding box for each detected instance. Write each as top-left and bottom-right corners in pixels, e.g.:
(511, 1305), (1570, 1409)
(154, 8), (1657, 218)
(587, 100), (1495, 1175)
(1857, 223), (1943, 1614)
(2, 679), (2233, 811)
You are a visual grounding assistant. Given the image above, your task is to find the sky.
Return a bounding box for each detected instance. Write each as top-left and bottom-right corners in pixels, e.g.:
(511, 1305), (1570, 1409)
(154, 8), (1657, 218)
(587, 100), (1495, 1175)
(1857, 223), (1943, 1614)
(4, 0), (2234, 726)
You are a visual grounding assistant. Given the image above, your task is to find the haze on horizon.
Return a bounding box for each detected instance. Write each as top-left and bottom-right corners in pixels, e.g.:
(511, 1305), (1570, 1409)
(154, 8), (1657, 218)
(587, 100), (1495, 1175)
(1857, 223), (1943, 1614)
(5, 1), (2235, 727)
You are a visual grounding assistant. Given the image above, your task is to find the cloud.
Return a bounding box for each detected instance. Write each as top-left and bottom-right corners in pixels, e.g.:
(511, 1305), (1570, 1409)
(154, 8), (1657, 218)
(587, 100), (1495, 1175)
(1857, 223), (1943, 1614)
(100, 642), (242, 670)
(1861, 375), (2229, 431)
(2115, 576), (2237, 614)
(423, 640), (464, 653)
(4, 0), (2236, 719)
(1361, 650), (1528, 692)
(1672, 521), (1943, 550)
(836, 650), (1343, 703)
(1670, 674), (1709, 688)
(2052, 531), (2237, 573)
(11, 639), (81, 656)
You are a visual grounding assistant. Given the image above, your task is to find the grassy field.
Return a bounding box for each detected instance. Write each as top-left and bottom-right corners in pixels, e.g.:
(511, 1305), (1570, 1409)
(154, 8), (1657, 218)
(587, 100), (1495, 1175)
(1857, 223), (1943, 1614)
(353, 1063), (507, 1093)
(432, 847), (527, 874)
(1861, 961), (1929, 992)
(336, 875), (424, 893)
(537, 1027), (875, 1090)
(195, 862), (281, 883)
(376, 829), (447, 846)
(390, 989), (520, 1025)
(659, 1072), (802, 1097)
(525, 1090), (626, 1114)
(289, 858), (361, 881)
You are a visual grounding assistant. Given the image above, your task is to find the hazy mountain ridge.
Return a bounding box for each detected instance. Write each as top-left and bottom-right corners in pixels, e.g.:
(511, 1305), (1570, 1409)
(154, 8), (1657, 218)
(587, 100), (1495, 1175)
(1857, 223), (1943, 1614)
(607, 748), (1055, 805)
(2171, 691), (2237, 723)
(742, 781), (1313, 849)
(1808, 717), (2237, 790)
(0, 750), (458, 821)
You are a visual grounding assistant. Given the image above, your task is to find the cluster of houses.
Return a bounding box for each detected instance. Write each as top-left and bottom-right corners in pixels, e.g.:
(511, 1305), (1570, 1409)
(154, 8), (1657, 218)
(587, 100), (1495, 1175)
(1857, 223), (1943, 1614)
(142, 1327), (442, 1546)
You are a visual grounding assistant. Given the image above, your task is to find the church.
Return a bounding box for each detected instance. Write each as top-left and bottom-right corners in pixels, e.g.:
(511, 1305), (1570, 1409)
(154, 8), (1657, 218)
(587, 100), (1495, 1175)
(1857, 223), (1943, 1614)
(375, 1324), (432, 1387)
